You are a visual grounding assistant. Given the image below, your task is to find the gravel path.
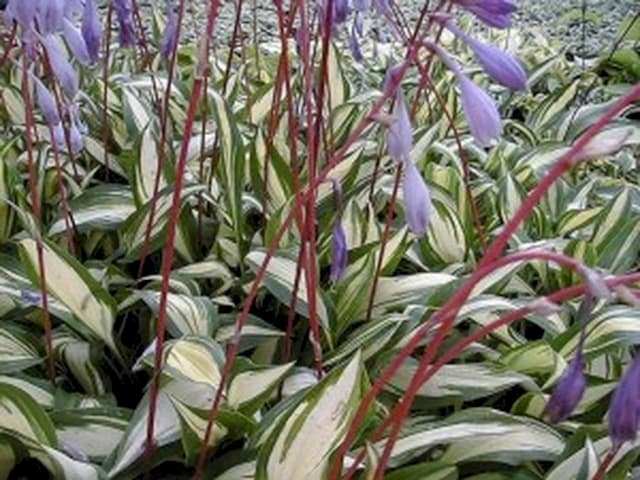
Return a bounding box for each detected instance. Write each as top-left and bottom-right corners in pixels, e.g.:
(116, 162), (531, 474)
(173, 0), (638, 57)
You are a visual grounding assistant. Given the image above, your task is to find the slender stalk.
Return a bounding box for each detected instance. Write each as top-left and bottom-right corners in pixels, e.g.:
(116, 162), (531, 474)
(592, 443), (622, 480)
(102, 3), (113, 179)
(21, 57), (55, 383)
(144, 1), (222, 475)
(0, 23), (17, 71)
(364, 165), (403, 323)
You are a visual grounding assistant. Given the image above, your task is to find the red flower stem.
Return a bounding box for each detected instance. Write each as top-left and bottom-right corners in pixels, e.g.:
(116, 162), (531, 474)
(364, 165), (403, 323)
(48, 129), (77, 256)
(145, 1), (221, 476)
(137, 0), (188, 278)
(478, 83), (640, 269)
(193, 43), (420, 480)
(343, 271), (640, 478)
(333, 248), (588, 480)
(371, 83), (640, 478)
(20, 57), (55, 383)
(592, 443), (622, 480)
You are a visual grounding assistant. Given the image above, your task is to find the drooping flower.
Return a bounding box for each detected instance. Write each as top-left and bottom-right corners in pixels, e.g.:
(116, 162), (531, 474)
(386, 90), (412, 163)
(457, 73), (502, 146)
(5, 0), (38, 30)
(608, 355), (640, 445)
(333, 0), (350, 25)
(452, 0), (517, 29)
(81, 0), (102, 63)
(425, 40), (502, 146)
(402, 161), (432, 236)
(439, 18), (527, 90)
(63, 18), (91, 65)
(330, 222), (348, 283)
(545, 353), (586, 423)
(159, 8), (179, 60)
(113, 0), (136, 47)
(38, 0), (65, 35)
(42, 35), (79, 98)
(68, 119), (83, 154)
(33, 76), (61, 127)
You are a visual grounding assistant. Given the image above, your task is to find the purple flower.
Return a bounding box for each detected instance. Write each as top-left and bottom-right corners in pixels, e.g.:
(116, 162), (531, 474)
(453, 0), (517, 28)
(330, 222), (348, 282)
(38, 0), (65, 35)
(69, 119), (84, 154)
(386, 90), (412, 163)
(63, 18), (91, 65)
(608, 355), (640, 445)
(42, 35), (79, 98)
(113, 0), (136, 47)
(159, 9), (179, 60)
(33, 76), (61, 126)
(5, 0), (38, 30)
(545, 353), (586, 423)
(458, 74), (502, 146)
(82, 0), (102, 63)
(402, 161), (432, 236)
(353, 0), (371, 12)
(441, 20), (527, 90)
(333, 0), (350, 25)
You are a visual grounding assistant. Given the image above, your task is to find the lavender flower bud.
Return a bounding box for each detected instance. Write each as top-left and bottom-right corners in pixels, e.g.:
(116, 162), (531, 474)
(402, 161), (433, 236)
(63, 18), (91, 65)
(81, 0), (102, 63)
(42, 35), (79, 98)
(441, 20), (527, 90)
(330, 222), (348, 283)
(113, 0), (136, 47)
(353, 0), (371, 11)
(608, 355), (640, 445)
(578, 266), (613, 302)
(52, 122), (65, 147)
(38, 0), (64, 35)
(33, 77), (61, 126)
(354, 12), (364, 36)
(333, 0), (350, 25)
(69, 119), (83, 154)
(458, 74), (502, 146)
(453, 0), (517, 29)
(386, 90), (412, 163)
(545, 353), (586, 423)
(159, 9), (179, 60)
(6, 0), (38, 30)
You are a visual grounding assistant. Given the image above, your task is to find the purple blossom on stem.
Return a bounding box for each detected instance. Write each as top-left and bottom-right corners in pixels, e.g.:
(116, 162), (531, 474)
(113, 0), (136, 47)
(159, 9), (179, 60)
(42, 35), (79, 98)
(608, 354), (640, 445)
(5, 0), (38, 30)
(453, 0), (517, 29)
(63, 18), (91, 65)
(458, 73), (502, 146)
(386, 90), (412, 163)
(439, 18), (527, 90)
(348, 27), (363, 63)
(330, 222), (348, 283)
(38, 0), (65, 35)
(545, 353), (586, 423)
(402, 161), (433, 236)
(426, 41), (502, 146)
(82, 0), (103, 63)
(33, 76), (61, 126)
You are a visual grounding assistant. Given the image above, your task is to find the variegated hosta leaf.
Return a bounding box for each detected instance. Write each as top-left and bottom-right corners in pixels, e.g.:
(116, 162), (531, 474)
(0, 376), (55, 408)
(48, 185), (136, 236)
(387, 358), (535, 404)
(0, 382), (57, 446)
(228, 359), (294, 413)
(246, 250), (330, 332)
(255, 352), (364, 480)
(134, 125), (168, 205)
(121, 183), (206, 262)
(371, 408), (564, 469)
(137, 289), (218, 337)
(0, 326), (42, 374)
(18, 239), (118, 353)
(215, 314), (285, 353)
(52, 407), (130, 462)
(53, 331), (107, 396)
(134, 336), (225, 387)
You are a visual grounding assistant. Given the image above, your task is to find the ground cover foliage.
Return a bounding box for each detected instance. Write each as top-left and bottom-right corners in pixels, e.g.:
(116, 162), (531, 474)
(0, 1), (640, 479)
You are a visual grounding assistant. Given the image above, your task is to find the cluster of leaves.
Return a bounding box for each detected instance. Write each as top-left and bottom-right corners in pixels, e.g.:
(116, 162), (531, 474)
(0, 2), (639, 479)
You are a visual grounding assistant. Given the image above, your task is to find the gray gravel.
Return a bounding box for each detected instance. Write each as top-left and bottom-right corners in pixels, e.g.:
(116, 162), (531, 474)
(154, 1), (638, 57)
